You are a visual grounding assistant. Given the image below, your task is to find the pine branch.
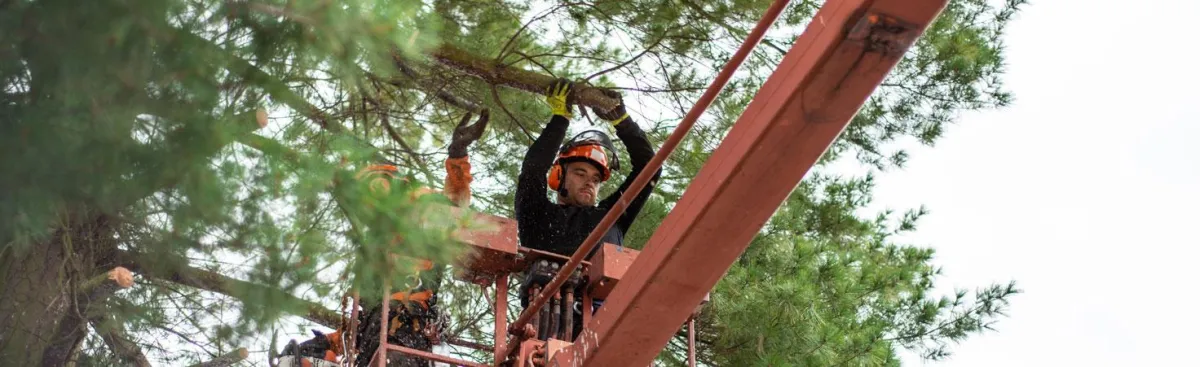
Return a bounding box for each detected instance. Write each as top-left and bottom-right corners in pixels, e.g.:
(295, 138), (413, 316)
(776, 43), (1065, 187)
(116, 250), (342, 329)
(171, 29), (340, 132)
(43, 266), (137, 367)
(379, 112), (439, 183)
(170, 27), (394, 167)
(234, 1), (488, 117)
(187, 348), (248, 367)
(389, 62), (485, 113)
(418, 44), (622, 111)
(677, 0), (789, 56)
(115, 108), (266, 212)
(229, 5), (624, 113)
(89, 314), (153, 367)
(584, 35), (666, 82)
(494, 2), (575, 62)
(488, 83), (536, 142)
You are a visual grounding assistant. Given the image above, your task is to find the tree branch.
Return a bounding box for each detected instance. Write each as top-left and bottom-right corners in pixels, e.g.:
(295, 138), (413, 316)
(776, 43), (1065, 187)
(114, 107), (265, 213)
(584, 35), (666, 82)
(76, 267), (134, 303)
(225, 7), (628, 122)
(495, 3), (574, 62)
(172, 29), (340, 132)
(379, 110), (439, 183)
(89, 314), (153, 367)
(416, 44), (622, 111)
(43, 266), (137, 367)
(678, 0), (789, 55)
(489, 83), (535, 142)
(505, 51), (560, 77)
(387, 62), (484, 113)
(172, 28), (394, 164)
(116, 250), (341, 329)
(187, 348), (248, 367)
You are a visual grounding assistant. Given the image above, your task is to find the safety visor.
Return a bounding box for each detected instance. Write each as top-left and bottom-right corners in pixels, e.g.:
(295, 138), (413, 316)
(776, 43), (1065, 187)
(561, 130), (620, 172)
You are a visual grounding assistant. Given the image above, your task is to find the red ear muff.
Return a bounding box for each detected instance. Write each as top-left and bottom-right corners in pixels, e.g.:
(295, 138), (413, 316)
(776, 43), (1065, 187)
(548, 138), (612, 194)
(547, 162), (563, 191)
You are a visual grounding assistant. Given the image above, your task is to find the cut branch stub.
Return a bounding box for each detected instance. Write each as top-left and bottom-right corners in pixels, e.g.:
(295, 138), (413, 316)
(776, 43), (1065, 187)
(423, 45), (622, 112)
(255, 108), (269, 129)
(77, 267), (134, 302)
(109, 267), (135, 288)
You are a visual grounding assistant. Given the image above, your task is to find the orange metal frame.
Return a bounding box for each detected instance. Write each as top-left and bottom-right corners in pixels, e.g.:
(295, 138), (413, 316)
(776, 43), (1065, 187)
(361, 239), (648, 367)
(362, 0), (948, 365)
(555, 0), (950, 365)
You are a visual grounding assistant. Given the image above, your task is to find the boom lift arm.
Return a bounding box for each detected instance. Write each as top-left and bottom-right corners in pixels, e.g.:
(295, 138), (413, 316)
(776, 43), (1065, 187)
(550, 0), (950, 365)
(360, 0), (950, 365)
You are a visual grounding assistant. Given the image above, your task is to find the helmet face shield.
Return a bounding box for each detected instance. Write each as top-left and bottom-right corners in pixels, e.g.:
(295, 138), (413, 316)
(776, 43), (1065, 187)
(560, 130), (620, 172)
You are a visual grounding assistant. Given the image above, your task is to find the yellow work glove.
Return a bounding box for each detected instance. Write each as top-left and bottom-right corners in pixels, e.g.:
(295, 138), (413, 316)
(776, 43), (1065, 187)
(591, 88), (629, 126)
(545, 79), (574, 119)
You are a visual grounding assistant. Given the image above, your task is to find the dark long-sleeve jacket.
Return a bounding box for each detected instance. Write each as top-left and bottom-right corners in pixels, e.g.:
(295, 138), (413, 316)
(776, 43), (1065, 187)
(514, 115), (661, 258)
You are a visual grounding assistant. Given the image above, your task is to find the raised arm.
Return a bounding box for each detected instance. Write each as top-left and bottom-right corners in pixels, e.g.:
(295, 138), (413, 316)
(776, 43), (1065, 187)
(445, 110), (489, 207)
(515, 80), (575, 216)
(594, 91), (662, 233)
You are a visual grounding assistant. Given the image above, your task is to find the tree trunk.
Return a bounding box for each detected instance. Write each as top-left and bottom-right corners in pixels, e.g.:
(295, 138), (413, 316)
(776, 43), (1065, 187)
(0, 213), (119, 366)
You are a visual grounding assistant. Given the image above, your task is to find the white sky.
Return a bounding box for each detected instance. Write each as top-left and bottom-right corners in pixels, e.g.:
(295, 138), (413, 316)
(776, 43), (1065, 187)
(869, 0), (1200, 365)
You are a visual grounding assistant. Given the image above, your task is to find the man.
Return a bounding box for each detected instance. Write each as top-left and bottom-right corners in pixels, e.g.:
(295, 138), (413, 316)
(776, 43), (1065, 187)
(515, 79), (661, 257)
(514, 79), (662, 339)
(279, 110), (489, 367)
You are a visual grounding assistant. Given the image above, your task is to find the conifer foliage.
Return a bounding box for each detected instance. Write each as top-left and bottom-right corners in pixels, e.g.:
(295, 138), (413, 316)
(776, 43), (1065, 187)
(1, 0), (1026, 365)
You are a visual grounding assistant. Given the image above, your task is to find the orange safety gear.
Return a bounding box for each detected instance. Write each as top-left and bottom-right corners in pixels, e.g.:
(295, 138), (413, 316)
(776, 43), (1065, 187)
(547, 130), (620, 191)
(355, 164), (437, 199)
(285, 158), (470, 366)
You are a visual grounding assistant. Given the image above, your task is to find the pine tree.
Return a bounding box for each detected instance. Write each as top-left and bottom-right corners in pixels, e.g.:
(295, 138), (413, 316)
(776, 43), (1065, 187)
(1, 0), (1026, 365)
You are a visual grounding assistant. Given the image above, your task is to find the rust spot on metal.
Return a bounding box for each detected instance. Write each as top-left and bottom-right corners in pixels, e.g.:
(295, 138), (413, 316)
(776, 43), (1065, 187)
(806, 10), (926, 124)
(847, 11), (920, 56)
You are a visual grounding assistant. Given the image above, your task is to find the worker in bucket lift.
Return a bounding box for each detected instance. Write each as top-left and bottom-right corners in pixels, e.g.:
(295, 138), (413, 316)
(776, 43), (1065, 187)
(278, 110), (489, 367)
(514, 79), (662, 339)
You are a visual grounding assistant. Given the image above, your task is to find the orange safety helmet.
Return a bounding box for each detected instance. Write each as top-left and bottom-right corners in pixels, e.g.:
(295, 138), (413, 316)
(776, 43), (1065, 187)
(356, 164), (437, 199)
(547, 130), (620, 192)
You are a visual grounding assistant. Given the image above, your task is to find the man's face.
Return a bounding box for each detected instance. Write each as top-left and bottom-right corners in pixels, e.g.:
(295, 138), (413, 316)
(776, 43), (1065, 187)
(562, 161), (602, 206)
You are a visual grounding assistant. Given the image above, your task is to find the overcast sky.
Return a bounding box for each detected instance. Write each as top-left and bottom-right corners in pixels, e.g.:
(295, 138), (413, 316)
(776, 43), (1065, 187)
(868, 0), (1200, 365)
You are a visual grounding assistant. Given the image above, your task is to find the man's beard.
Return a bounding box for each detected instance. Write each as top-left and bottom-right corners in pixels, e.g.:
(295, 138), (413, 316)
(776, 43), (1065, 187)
(574, 189), (595, 205)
